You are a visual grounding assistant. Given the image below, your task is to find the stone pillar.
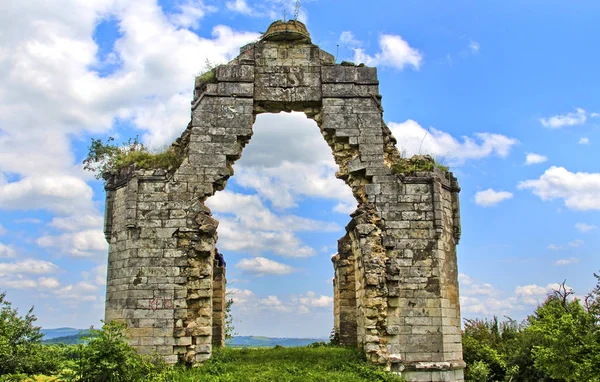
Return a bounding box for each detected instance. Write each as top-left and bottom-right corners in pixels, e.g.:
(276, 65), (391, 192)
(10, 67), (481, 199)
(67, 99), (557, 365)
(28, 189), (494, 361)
(382, 170), (465, 380)
(212, 263), (226, 347)
(332, 233), (357, 346)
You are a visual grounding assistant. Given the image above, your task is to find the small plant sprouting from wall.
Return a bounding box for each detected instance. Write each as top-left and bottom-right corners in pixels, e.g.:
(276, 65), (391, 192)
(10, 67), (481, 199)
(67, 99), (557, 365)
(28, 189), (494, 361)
(83, 136), (182, 179)
(391, 154), (449, 176)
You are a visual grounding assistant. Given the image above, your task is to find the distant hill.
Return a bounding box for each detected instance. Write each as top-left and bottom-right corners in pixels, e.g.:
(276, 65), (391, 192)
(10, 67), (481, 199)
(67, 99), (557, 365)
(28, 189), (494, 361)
(41, 329), (325, 347)
(229, 336), (325, 347)
(41, 327), (87, 340)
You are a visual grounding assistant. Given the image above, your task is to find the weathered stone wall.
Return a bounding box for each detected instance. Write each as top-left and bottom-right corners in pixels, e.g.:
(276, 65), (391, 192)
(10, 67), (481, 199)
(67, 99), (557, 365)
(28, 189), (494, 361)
(103, 20), (464, 381)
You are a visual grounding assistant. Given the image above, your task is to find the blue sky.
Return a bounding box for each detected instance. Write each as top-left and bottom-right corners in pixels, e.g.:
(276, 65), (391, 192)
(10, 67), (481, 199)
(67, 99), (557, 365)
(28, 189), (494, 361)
(0, 0), (599, 338)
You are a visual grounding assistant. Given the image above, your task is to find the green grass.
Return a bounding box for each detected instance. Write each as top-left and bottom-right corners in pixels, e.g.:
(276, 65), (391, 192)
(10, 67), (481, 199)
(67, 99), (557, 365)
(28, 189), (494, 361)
(158, 346), (403, 382)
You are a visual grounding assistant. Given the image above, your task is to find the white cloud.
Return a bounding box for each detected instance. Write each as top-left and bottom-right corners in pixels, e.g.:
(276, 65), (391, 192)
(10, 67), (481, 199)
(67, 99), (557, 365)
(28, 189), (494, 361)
(339, 31), (361, 46)
(555, 257), (579, 266)
(353, 34), (422, 70)
(36, 229), (108, 257)
(514, 283), (571, 305)
(469, 40), (480, 53)
(389, 120), (518, 164)
(575, 223), (597, 233)
(0, 243), (16, 258)
(333, 202), (356, 214)
(460, 274), (575, 317)
(208, 190), (340, 232)
(296, 291), (333, 308)
(547, 244), (563, 251)
(169, 0), (217, 29)
(216, 218), (315, 257)
(540, 107), (587, 128)
(518, 166), (600, 210)
(475, 189), (513, 207)
(236, 257), (294, 276)
(459, 274), (498, 297)
(234, 163), (355, 209)
(0, 0), (260, 226)
(0, 175), (94, 215)
(49, 214), (103, 231)
(38, 277), (61, 289)
(579, 137), (590, 145)
(259, 295), (290, 312)
(228, 287), (255, 305)
(568, 239), (584, 248)
(226, 0), (253, 15)
(0, 224), (5, 235)
(525, 153), (547, 165)
(0, 259), (59, 276)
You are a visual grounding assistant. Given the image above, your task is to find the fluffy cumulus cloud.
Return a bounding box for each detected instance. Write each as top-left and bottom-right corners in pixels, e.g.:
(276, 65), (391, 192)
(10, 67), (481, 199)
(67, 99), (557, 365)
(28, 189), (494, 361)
(0, 259), (60, 290)
(518, 166), (600, 210)
(579, 137), (590, 145)
(207, 190), (341, 258)
(353, 34), (422, 70)
(525, 153), (547, 165)
(36, 229), (108, 258)
(540, 107), (587, 128)
(294, 291), (333, 311)
(0, 0), (260, 216)
(236, 257), (294, 276)
(389, 120), (518, 164)
(474, 189), (513, 207)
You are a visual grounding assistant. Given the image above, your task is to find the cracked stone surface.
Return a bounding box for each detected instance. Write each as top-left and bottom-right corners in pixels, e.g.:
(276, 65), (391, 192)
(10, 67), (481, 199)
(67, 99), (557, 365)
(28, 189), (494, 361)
(102, 20), (465, 381)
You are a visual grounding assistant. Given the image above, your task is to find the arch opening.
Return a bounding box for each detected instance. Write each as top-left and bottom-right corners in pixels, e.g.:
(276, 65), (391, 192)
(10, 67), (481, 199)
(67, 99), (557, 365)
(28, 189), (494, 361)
(205, 110), (357, 340)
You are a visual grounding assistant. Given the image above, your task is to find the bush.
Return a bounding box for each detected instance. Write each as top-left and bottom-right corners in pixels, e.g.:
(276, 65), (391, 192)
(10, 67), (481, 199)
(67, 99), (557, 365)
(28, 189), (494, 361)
(0, 292), (47, 376)
(60, 321), (167, 382)
(83, 136), (181, 179)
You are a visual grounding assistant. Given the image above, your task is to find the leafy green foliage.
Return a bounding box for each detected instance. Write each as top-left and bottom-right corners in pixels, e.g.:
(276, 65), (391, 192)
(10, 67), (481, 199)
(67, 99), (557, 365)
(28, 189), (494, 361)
(83, 136), (181, 179)
(526, 283), (600, 381)
(59, 321), (167, 382)
(463, 274), (600, 381)
(0, 292), (47, 376)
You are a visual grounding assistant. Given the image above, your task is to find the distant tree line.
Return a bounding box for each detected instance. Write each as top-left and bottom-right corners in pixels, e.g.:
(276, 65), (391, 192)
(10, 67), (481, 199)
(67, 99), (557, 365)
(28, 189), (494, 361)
(463, 272), (600, 381)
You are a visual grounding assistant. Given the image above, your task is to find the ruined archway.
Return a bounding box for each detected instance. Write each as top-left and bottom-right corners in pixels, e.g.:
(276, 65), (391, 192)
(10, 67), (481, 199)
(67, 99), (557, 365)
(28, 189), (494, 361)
(103, 20), (465, 381)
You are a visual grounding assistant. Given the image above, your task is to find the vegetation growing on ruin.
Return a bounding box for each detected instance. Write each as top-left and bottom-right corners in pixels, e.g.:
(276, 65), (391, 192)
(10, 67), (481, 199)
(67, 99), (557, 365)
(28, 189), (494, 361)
(391, 155), (449, 176)
(83, 136), (182, 179)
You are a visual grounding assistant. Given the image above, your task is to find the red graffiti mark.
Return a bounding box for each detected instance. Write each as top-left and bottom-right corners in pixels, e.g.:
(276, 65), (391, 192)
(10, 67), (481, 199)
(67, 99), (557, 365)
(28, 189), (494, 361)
(148, 298), (173, 311)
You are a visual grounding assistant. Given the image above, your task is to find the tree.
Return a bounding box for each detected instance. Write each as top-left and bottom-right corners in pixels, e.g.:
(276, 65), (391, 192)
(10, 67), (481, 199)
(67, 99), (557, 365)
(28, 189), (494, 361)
(224, 298), (237, 343)
(526, 281), (600, 381)
(0, 292), (45, 375)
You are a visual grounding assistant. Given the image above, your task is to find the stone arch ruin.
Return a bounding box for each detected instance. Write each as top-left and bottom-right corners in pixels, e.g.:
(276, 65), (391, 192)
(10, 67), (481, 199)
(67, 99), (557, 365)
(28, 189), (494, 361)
(103, 20), (465, 381)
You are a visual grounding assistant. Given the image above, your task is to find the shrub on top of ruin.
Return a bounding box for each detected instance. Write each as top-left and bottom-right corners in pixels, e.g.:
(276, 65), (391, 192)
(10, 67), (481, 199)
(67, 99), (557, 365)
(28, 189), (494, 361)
(83, 136), (182, 179)
(391, 155), (449, 176)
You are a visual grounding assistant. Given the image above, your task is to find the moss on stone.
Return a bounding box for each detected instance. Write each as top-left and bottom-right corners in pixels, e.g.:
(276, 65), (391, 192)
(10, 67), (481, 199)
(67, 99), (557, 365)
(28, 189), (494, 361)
(391, 155), (449, 176)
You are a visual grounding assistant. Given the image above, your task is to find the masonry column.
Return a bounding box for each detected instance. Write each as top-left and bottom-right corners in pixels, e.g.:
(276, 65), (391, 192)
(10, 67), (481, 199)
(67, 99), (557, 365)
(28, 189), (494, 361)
(212, 263), (226, 347)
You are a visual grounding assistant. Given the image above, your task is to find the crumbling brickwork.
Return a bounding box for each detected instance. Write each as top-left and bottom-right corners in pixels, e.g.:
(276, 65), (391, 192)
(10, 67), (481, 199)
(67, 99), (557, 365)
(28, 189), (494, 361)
(103, 20), (464, 381)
